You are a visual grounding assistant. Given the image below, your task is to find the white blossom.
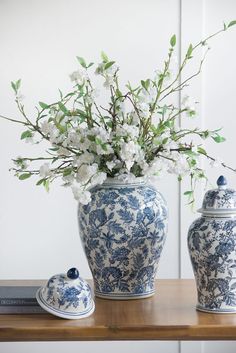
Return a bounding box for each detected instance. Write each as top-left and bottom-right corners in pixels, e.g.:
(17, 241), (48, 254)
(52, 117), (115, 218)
(63, 173), (75, 185)
(77, 163), (98, 184)
(138, 87), (156, 105)
(41, 121), (53, 135)
(119, 141), (142, 171)
(91, 126), (110, 143)
(191, 145), (198, 154)
(39, 163), (51, 178)
(56, 146), (71, 157)
(96, 144), (114, 155)
(91, 172), (107, 186)
(167, 154), (189, 176)
(69, 69), (88, 85)
(116, 124), (139, 139)
(73, 152), (94, 167)
(67, 131), (80, 148)
(72, 185), (91, 204)
(106, 161), (116, 171)
(129, 111), (140, 125)
(84, 88), (100, 105)
(103, 75), (115, 88)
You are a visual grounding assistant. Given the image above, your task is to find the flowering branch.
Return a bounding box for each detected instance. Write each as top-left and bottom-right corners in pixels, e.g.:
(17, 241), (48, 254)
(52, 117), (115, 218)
(1, 20), (236, 204)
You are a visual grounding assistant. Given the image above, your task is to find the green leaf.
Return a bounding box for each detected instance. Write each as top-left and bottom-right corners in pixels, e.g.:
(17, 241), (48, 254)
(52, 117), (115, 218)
(115, 89), (122, 98)
(52, 157), (58, 164)
(189, 159), (197, 167)
(64, 92), (76, 99)
(184, 190), (193, 196)
(228, 20), (236, 28)
(63, 168), (73, 177)
(87, 135), (95, 142)
(20, 130), (33, 140)
(104, 61), (115, 70)
(101, 143), (108, 151)
(49, 147), (59, 151)
(162, 137), (168, 144)
(36, 178), (45, 186)
(43, 179), (50, 192)
(76, 56), (87, 68)
(141, 80), (146, 90)
(141, 79), (150, 92)
(19, 173), (31, 180)
(95, 137), (102, 145)
(164, 120), (174, 128)
(55, 121), (66, 133)
(186, 44), (193, 58)
(212, 134), (226, 143)
(87, 62), (94, 68)
(106, 121), (113, 129)
(197, 146), (207, 155)
(184, 150), (197, 157)
(101, 51), (109, 63)
(39, 101), (49, 109)
(58, 89), (63, 99)
(11, 81), (17, 94)
(201, 130), (210, 139)
(15, 79), (21, 90)
(58, 102), (68, 115)
(170, 34), (176, 47)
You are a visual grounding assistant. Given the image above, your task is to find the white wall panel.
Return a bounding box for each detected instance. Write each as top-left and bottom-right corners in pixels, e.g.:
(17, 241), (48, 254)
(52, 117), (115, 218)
(181, 1), (236, 352)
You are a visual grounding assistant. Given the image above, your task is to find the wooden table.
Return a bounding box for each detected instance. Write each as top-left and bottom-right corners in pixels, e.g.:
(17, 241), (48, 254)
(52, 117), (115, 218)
(0, 279), (236, 342)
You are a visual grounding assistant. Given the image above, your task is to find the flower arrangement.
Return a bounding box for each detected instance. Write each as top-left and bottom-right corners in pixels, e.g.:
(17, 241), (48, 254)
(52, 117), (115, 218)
(1, 21), (236, 205)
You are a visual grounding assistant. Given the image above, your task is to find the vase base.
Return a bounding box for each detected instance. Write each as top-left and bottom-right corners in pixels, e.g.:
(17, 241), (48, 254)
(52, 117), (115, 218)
(196, 304), (236, 314)
(94, 290), (155, 300)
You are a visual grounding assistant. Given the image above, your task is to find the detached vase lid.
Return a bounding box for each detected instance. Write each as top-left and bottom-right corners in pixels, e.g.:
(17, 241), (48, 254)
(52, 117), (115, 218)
(36, 267), (95, 320)
(198, 175), (236, 216)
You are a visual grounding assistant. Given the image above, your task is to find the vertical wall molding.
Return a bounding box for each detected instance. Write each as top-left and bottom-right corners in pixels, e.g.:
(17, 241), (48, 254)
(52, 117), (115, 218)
(180, 0), (205, 352)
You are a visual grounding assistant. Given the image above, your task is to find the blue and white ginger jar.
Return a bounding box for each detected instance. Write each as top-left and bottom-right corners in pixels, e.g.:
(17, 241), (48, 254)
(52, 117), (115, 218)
(188, 175), (236, 313)
(36, 267), (95, 319)
(78, 178), (168, 300)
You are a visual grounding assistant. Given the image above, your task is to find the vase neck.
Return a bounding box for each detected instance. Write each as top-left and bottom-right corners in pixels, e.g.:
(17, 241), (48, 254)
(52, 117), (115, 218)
(103, 176), (145, 187)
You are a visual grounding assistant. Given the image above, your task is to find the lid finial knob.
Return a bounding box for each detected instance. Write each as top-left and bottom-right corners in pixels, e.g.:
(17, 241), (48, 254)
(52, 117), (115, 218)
(67, 267), (79, 279)
(217, 175), (227, 188)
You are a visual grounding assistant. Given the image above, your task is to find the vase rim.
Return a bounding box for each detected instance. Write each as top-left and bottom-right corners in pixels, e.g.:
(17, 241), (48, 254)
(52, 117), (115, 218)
(103, 176), (146, 186)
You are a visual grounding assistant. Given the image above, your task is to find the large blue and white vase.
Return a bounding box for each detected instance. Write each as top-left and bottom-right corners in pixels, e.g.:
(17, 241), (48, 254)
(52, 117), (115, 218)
(78, 178), (168, 300)
(188, 175), (236, 313)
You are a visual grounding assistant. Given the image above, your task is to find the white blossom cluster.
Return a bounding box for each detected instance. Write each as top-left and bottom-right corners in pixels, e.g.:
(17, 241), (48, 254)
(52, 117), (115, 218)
(10, 32), (231, 205)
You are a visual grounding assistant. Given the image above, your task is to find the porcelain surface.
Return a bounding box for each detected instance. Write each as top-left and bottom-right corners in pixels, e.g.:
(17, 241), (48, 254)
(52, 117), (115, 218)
(198, 175), (236, 215)
(36, 268), (95, 319)
(78, 179), (168, 299)
(188, 176), (236, 313)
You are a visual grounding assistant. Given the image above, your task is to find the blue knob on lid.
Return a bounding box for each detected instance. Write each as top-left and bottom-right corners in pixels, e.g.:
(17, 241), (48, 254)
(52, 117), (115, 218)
(217, 175), (227, 187)
(67, 267), (79, 279)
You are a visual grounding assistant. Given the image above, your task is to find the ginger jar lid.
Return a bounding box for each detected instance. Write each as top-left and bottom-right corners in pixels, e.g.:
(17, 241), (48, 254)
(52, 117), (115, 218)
(36, 267), (95, 319)
(198, 176), (236, 216)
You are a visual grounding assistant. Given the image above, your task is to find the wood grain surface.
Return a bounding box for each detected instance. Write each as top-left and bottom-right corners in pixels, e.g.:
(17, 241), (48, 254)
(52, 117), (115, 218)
(0, 279), (236, 342)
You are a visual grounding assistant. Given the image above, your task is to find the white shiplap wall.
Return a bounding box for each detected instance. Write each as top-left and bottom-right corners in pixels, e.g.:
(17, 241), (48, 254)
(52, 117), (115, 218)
(0, 1), (236, 352)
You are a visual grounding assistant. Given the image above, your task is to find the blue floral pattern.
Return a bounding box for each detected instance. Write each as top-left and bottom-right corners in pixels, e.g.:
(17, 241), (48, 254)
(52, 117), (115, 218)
(202, 189), (236, 210)
(188, 217), (236, 312)
(45, 274), (92, 310)
(78, 181), (168, 299)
